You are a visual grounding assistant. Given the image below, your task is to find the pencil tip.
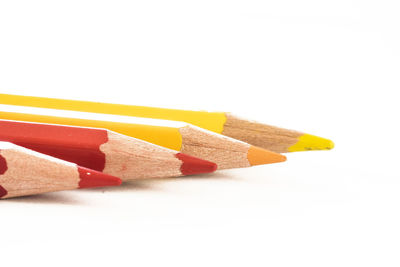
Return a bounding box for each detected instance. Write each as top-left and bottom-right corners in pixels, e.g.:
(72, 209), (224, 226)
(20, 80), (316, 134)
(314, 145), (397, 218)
(78, 167), (122, 189)
(176, 153), (218, 175)
(289, 134), (335, 152)
(247, 146), (287, 166)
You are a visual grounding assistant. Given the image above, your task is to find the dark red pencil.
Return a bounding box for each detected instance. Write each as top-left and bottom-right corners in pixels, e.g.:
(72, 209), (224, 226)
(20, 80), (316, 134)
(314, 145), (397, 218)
(0, 119), (217, 181)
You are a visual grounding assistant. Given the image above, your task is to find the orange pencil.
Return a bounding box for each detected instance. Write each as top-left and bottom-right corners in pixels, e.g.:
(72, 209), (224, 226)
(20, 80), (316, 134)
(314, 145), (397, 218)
(0, 111), (286, 170)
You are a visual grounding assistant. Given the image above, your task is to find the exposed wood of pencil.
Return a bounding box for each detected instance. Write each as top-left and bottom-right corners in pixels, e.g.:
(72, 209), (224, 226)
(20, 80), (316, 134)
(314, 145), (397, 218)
(0, 112), (286, 170)
(222, 114), (303, 153)
(179, 125), (286, 169)
(222, 114), (334, 153)
(102, 131), (217, 178)
(0, 142), (122, 199)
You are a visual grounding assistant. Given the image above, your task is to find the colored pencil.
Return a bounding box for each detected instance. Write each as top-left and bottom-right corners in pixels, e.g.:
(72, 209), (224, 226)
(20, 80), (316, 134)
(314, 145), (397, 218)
(0, 111), (286, 169)
(0, 93), (334, 153)
(0, 141), (122, 199)
(0, 119), (217, 180)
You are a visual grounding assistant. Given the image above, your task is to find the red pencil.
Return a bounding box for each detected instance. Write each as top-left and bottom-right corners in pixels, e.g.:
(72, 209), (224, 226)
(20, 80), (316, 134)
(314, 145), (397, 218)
(0, 119), (217, 180)
(0, 141), (122, 199)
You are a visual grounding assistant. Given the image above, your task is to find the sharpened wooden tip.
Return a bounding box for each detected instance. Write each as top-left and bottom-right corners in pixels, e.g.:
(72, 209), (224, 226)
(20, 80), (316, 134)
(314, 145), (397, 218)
(78, 167), (122, 188)
(247, 146), (287, 166)
(0, 142), (123, 199)
(288, 134), (335, 152)
(175, 153), (217, 175)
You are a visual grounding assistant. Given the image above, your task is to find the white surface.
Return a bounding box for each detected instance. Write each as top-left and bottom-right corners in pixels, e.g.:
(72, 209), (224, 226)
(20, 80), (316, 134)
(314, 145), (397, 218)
(0, 0), (399, 266)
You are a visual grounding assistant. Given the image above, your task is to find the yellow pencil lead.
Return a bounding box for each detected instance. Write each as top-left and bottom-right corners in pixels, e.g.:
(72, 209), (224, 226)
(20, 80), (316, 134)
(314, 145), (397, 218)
(288, 134), (334, 152)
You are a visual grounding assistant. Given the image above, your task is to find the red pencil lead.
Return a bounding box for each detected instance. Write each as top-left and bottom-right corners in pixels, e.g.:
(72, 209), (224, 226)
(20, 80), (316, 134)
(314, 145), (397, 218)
(78, 167), (123, 189)
(176, 153), (217, 175)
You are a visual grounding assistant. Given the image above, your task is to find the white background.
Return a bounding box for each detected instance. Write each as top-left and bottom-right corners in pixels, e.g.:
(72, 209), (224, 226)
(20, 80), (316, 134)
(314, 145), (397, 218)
(1, 0), (399, 266)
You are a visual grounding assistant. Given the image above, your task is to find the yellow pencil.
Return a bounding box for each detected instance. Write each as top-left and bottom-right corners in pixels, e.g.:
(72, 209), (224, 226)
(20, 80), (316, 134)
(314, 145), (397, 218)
(0, 93), (334, 153)
(0, 110), (286, 170)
